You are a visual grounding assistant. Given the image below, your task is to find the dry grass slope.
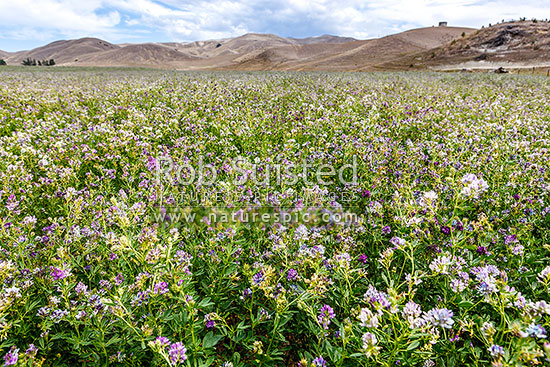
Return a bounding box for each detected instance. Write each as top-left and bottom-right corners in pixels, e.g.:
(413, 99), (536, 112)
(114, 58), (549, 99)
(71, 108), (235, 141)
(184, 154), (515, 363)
(380, 21), (550, 71)
(6, 38), (118, 65)
(5, 23), (547, 72)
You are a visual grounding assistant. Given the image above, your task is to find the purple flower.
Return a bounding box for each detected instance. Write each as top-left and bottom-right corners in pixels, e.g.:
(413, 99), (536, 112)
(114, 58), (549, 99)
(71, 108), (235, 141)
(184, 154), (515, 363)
(153, 282), (169, 295)
(99, 279), (112, 291)
(504, 234), (518, 245)
(382, 226), (391, 235)
(115, 273), (124, 285)
(476, 246), (488, 255)
(441, 226), (451, 235)
(131, 290), (150, 306)
(358, 254), (368, 264)
(312, 356), (327, 367)
(50, 267), (69, 281)
(155, 336), (171, 347)
(3, 347), (18, 366)
(454, 220), (464, 231)
(204, 313), (216, 329)
(488, 344), (505, 358)
(25, 344), (37, 358)
(364, 285), (391, 310)
(168, 342), (187, 364)
(287, 268), (298, 281)
(252, 271), (264, 286)
(318, 304), (335, 330)
(50, 309), (69, 323)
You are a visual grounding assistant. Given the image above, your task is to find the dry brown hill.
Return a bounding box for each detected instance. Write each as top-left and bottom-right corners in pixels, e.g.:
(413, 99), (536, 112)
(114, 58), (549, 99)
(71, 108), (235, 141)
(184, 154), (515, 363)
(291, 35), (357, 45)
(63, 43), (197, 67)
(232, 26), (475, 71)
(380, 21), (550, 71)
(1, 25), (508, 71)
(6, 38), (119, 64)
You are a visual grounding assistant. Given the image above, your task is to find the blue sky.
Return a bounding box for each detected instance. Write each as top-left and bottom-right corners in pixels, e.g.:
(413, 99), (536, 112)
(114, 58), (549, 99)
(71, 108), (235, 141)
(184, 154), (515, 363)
(0, 0), (547, 52)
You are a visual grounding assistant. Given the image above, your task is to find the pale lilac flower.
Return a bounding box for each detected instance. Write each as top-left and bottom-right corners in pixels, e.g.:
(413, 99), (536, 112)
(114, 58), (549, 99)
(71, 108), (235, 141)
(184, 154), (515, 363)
(155, 336), (171, 347)
(364, 285), (391, 310)
(460, 173), (488, 199)
(525, 324), (547, 338)
(402, 301), (423, 328)
(362, 332), (380, 357)
(424, 308), (454, 329)
(450, 272), (470, 293)
(390, 237), (406, 249)
(419, 190), (438, 208)
(538, 266), (550, 284)
(25, 344), (37, 358)
(294, 224), (309, 241)
(358, 307), (379, 328)
(488, 344), (505, 358)
(481, 322), (496, 338)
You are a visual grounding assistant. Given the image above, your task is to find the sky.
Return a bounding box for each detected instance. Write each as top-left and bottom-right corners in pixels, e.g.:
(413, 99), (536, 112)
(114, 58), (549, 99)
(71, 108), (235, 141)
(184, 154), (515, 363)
(0, 0), (547, 52)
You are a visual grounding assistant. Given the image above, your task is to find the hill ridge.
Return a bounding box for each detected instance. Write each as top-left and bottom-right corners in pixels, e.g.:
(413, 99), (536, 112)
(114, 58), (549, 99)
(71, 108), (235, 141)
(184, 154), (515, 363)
(9, 23), (546, 71)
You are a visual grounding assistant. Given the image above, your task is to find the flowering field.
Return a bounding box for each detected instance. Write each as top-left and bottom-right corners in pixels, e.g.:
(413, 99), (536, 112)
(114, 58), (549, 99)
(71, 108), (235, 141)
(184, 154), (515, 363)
(0, 68), (549, 366)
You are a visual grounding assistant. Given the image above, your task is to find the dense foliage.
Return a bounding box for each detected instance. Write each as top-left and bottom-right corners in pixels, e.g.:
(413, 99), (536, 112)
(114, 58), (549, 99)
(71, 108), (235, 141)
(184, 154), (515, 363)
(0, 69), (549, 366)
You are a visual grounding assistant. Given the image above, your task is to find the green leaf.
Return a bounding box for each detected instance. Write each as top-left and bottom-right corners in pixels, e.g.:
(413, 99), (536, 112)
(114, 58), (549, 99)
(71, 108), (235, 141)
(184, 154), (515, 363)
(203, 332), (223, 348)
(232, 352), (241, 364)
(458, 300), (474, 308)
(407, 340), (421, 351)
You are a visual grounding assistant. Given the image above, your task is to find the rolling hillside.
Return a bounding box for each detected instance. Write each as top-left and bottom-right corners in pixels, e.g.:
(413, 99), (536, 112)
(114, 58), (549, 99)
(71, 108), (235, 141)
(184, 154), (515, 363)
(6, 23), (547, 72)
(379, 21), (550, 71)
(6, 38), (119, 64)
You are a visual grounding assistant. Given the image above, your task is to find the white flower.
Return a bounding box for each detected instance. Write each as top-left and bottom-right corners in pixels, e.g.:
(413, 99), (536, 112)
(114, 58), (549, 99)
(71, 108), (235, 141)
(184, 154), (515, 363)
(402, 301), (423, 329)
(538, 266), (550, 284)
(429, 253), (453, 275)
(419, 190), (438, 208)
(460, 173), (488, 199)
(424, 308), (454, 329)
(481, 322), (496, 338)
(361, 332), (380, 357)
(358, 307), (379, 328)
(4, 286), (21, 299)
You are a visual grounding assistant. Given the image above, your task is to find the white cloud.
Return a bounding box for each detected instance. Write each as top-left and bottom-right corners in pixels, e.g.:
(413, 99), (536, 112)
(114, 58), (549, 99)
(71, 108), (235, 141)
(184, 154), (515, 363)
(0, 0), (120, 36)
(0, 0), (548, 49)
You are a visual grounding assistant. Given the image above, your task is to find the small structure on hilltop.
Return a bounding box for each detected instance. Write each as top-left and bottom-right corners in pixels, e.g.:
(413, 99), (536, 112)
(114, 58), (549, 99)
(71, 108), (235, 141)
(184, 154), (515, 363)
(439, 21), (448, 27)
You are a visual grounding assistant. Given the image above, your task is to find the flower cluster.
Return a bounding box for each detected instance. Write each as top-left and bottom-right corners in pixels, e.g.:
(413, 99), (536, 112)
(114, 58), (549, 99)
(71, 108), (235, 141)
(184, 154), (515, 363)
(0, 69), (548, 366)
